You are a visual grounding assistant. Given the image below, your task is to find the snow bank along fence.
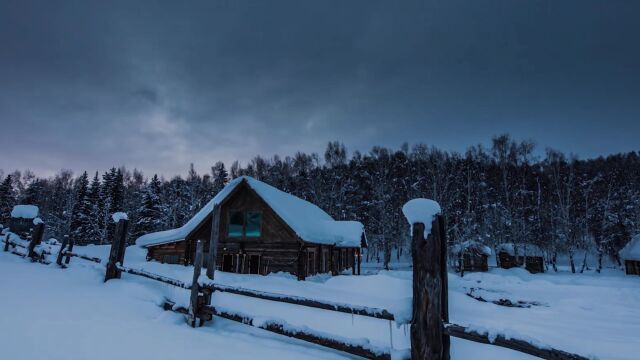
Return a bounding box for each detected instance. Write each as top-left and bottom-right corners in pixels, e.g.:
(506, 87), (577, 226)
(2, 221), (50, 264)
(1, 208), (590, 360)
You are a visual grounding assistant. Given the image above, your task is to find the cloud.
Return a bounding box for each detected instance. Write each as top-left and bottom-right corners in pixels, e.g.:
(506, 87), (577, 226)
(0, 0), (639, 177)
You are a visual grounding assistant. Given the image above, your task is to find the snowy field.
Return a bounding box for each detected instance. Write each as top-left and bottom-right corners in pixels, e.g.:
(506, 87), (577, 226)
(1, 241), (639, 359)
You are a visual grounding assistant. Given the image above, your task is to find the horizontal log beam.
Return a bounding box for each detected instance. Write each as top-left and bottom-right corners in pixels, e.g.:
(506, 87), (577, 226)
(204, 283), (396, 321)
(62, 251), (102, 263)
(443, 323), (588, 360)
(163, 301), (391, 360)
(116, 265), (189, 289)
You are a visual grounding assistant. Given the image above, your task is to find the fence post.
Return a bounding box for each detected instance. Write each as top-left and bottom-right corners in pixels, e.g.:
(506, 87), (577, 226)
(3, 233), (10, 252)
(56, 236), (69, 266)
(105, 216), (128, 282)
(65, 236), (74, 264)
(206, 205), (221, 280)
(190, 240), (204, 327)
(27, 222), (45, 260)
(411, 215), (449, 360)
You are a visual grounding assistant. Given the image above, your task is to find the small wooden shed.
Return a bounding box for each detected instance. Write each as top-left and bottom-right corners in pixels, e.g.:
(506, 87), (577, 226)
(620, 234), (640, 276)
(8, 205), (40, 239)
(137, 176), (366, 280)
(451, 240), (491, 273)
(497, 243), (545, 274)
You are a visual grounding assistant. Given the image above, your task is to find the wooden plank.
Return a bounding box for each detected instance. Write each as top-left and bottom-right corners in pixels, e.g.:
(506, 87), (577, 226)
(443, 323), (588, 360)
(117, 264), (188, 289)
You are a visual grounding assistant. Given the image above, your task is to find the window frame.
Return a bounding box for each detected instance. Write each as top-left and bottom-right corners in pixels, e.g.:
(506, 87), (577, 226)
(227, 209), (263, 238)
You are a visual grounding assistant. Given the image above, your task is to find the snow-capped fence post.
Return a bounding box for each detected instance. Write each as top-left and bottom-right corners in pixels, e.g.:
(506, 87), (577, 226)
(403, 199), (449, 360)
(105, 213), (128, 282)
(206, 205), (221, 280)
(189, 240), (204, 327)
(27, 222), (45, 260)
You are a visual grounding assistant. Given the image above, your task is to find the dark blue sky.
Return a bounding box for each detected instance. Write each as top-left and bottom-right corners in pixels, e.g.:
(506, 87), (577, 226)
(1, 0), (639, 176)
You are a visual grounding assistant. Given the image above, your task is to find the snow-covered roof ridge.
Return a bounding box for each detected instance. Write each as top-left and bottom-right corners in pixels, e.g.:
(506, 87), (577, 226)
(497, 243), (544, 257)
(451, 240), (492, 256)
(136, 176), (364, 248)
(11, 205), (39, 219)
(620, 234), (640, 261)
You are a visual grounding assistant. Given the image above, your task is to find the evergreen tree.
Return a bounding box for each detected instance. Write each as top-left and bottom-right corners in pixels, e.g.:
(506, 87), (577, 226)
(133, 174), (163, 239)
(69, 172), (90, 244)
(0, 175), (15, 225)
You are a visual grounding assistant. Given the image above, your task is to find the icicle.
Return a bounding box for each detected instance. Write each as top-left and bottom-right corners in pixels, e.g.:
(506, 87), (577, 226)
(388, 320), (394, 349)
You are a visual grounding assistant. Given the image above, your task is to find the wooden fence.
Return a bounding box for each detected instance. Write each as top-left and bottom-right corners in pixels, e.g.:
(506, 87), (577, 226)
(1, 209), (590, 360)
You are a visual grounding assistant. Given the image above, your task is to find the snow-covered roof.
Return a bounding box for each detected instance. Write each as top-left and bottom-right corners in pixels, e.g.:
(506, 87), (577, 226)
(451, 240), (492, 256)
(112, 212), (128, 222)
(136, 176), (364, 248)
(620, 234), (640, 261)
(11, 205), (39, 219)
(497, 243), (544, 257)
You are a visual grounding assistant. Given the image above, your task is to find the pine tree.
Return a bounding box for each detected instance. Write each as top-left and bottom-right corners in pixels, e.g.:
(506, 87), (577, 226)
(69, 172), (90, 244)
(133, 175), (163, 239)
(0, 175), (15, 226)
(211, 161), (228, 195)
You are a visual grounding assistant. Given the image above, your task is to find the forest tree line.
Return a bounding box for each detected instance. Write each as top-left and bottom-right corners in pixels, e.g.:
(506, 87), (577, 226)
(1, 134), (639, 272)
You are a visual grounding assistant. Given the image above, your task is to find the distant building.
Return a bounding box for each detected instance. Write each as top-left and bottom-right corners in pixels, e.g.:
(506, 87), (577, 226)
(497, 243), (545, 274)
(137, 176), (366, 280)
(451, 240), (491, 273)
(620, 235), (640, 275)
(9, 205), (40, 239)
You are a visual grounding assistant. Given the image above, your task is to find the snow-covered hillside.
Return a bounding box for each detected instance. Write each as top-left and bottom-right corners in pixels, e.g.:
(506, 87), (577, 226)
(1, 240), (638, 359)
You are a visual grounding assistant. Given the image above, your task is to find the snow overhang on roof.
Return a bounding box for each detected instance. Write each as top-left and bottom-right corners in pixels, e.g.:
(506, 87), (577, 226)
(620, 234), (640, 261)
(136, 176), (365, 249)
(497, 243), (544, 257)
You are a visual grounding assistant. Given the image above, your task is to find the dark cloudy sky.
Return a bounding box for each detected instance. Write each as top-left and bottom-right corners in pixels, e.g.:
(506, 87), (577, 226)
(1, 0), (639, 177)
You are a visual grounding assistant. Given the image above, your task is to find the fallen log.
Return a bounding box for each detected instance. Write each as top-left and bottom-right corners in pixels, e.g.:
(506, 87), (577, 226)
(162, 300), (393, 360)
(204, 283), (396, 322)
(443, 323), (589, 360)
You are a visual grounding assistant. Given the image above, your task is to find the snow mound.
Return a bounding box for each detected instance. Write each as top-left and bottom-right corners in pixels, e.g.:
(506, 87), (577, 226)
(137, 176), (364, 248)
(402, 198), (441, 237)
(11, 205), (39, 219)
(620, 234), (640, 261)
(112, 212), (128, 222)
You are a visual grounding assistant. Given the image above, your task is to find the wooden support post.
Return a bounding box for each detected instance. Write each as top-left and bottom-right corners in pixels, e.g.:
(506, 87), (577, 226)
(56, 236), (69, 266)
(3, 233), (10, 252)
(296, 246), (305, 281)
(206, 205), (221, 280)
(189, 240), (204, 327)
(105, 218), (128, 282)
(439, 215), (450, 360)
(357, 248), (361, 275)
(65, 236), (74, 264)
(410, 216), (449, 360)
(352, 249), (356, 275)
(329, 245), (335, 275)
(27, 222), (45, 260)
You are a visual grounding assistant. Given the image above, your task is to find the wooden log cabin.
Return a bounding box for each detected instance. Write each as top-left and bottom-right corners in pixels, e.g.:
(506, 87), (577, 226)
(136, 176), (366, 280)
(497, 243), (545, 274)
(451, 240), (491, 273)
(620, 234), (640, 276)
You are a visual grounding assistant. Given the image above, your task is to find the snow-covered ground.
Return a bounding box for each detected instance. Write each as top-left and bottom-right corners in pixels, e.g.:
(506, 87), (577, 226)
(1, 239), (638, 359)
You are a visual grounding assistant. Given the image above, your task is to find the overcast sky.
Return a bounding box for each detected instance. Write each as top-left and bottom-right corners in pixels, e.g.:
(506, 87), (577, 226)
(1, 0), (639, 177)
